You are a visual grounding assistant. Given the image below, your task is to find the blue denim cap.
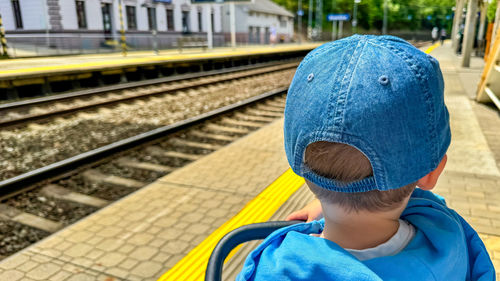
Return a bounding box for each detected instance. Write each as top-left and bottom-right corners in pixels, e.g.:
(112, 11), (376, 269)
(284, 35), (451, 192)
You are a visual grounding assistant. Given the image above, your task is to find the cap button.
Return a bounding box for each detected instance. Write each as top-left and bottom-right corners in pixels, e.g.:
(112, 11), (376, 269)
(307, 73), (314, 82)
(378, 75), (389, 85)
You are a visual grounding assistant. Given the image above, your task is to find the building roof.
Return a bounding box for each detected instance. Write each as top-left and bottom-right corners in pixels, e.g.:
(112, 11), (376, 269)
(246, 0), (294, 18)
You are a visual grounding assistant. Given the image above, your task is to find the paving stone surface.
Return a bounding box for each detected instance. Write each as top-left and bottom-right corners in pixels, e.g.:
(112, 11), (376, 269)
(1, 42), (499, 280)
(0, 119), (288, 280)
(429, 43), (500, 279)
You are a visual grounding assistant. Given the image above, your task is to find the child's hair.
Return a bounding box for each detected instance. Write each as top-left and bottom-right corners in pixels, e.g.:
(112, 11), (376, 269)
(305, 141), (416, 213)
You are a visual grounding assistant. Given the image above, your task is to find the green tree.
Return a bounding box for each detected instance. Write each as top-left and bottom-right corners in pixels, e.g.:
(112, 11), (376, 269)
(279, 0), (456, 33)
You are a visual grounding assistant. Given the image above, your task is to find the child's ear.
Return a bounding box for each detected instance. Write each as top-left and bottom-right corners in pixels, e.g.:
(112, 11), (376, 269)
(417, 155), (447, 190)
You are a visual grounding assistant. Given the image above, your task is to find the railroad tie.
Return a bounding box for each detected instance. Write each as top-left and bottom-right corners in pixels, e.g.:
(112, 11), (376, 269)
(116, 157), (174, 173)
(170, 138), (223, 151)
(255, 105), (285, 112)
(246, 109), (283, 118)
(221, 118), (264, 128)
(146, 146), (202, 161)
(40, 184), (109, 208)
(162, 151), (203, 161)
(234, 113), (275, 123)
(190, 131), (237, 142)
(265, 101), (286, 108)
(205, 124), (250, 134)
(0, 204), (63, 233)
(82, 169), (145, 189)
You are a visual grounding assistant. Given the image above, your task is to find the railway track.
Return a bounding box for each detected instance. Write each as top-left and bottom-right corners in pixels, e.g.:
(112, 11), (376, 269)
(0, 61), (298, 128)
(0, 41), (431, 260)
(0, 88), (287, 259)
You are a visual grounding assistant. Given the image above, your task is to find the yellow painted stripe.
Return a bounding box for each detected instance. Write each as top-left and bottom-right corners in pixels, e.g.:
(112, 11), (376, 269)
(0, 44), (320, 77)
(424, 42), (440, 54)
(157, 168), (305, 281)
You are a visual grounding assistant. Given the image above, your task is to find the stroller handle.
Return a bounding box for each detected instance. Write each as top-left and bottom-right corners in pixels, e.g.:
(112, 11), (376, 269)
(205, 220), (302, 281)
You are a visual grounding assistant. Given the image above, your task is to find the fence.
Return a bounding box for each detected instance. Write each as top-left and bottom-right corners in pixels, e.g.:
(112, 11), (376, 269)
(3, 33), (226, 58)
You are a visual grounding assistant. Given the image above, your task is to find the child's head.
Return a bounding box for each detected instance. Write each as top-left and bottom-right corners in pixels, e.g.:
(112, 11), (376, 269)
(284, 35), (451, 212)
(305, 141), (416, 213)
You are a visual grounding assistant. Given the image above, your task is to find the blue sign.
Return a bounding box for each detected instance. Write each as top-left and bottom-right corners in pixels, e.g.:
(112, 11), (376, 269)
(297, 10), (304, 16)
(154, 0), (172, 2)
(327, 13), (350, 22)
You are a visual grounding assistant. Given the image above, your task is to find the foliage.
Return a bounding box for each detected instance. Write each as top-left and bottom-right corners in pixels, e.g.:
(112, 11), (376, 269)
(487, 0), (497, 23)
(275, 0), (457, 31)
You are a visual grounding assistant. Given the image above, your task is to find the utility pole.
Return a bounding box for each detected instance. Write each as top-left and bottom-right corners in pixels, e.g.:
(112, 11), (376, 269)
(352, 0), (360, 34)
(382, 0), (388, 34)
(308, 0), (313, 40)
(477, 0), (488, 52)
(331, 0), (336, 40)
(118, 0), (127, 56)
(0, 14), (8, 58)
(298, 0), (302, 43)
(316, 0), (323, 40)
(451, 0), (466, 50)
(230, 2), (236, 48)
(462, 0), (478, 67)
(206, 5), (213, 49)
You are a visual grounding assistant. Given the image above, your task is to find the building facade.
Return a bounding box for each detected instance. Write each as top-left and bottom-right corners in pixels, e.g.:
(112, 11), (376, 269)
(0, 0), (294, 53)
(0, 0), (225, 50)
(221, 0), (294, 44)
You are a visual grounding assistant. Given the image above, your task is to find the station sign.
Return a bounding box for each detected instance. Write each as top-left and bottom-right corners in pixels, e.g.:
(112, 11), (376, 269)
(154, 0), (172, 3)
(327, 13), (350, 21)
(297, 10), (304, 16)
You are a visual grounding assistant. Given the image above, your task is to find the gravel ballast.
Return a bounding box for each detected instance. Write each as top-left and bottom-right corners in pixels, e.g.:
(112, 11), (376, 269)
(0, 70), (294, 181)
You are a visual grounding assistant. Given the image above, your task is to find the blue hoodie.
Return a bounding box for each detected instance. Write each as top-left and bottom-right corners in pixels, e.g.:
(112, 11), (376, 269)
(236, 189), (495, 281)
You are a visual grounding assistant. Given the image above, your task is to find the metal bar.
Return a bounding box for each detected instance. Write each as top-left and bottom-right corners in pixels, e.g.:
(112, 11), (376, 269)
(0, 87), (288, 197)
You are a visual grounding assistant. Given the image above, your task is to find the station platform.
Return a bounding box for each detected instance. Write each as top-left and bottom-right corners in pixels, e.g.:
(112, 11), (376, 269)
(0, 44), (319, 78)
(0, 44), (318, 98)
(1, 42), (500, 281)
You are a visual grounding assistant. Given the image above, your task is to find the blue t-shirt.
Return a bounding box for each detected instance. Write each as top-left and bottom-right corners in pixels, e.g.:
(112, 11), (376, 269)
(237, 189), (495, 281)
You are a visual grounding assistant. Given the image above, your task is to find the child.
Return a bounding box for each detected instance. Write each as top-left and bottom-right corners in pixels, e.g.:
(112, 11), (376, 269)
(236, 35), (495, 280)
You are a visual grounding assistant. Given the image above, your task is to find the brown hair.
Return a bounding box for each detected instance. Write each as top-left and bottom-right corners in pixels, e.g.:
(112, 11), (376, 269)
(305, 141), (416, 212)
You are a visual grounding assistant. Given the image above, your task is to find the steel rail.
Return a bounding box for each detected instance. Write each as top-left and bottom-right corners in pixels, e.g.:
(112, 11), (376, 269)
(0, 60), (297, 111)
(0, 62), (298, 128)
(0, 87), (288, 198)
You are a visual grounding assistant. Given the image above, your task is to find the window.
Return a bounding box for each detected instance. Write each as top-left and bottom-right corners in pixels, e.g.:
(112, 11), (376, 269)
(76, 1), (87, 29)
(198, 11), (202, 32)
(182, 11), (190, 33)
(126, 6), (137, 30)
(280, 20), (287, 28)
(147, 7), (157, 30)
(166, 9), (174, 31)
(11, 0), (23, 29)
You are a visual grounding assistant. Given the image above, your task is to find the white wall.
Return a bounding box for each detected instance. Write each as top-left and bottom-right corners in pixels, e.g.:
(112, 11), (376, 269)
(60, 0), (77, 30)
(0, 0), (223, 34)
(86, 0), (103, 30)
(0, 0), (16, 30)
(0, 0), (46, 30)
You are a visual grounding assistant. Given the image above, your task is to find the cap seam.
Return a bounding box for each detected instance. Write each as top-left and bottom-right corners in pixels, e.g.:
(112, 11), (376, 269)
(332, 39), (366, 137)
(367, 40), (437, 171)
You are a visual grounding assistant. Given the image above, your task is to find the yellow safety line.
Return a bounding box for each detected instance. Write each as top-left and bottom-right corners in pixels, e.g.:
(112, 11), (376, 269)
(157, 168), (305, 281)
(424, 42), (440, 54)
(0, 44), (319, 76)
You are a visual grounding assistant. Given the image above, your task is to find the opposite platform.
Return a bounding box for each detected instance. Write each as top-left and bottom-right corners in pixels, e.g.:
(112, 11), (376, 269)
(0, 44), (319, 79)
